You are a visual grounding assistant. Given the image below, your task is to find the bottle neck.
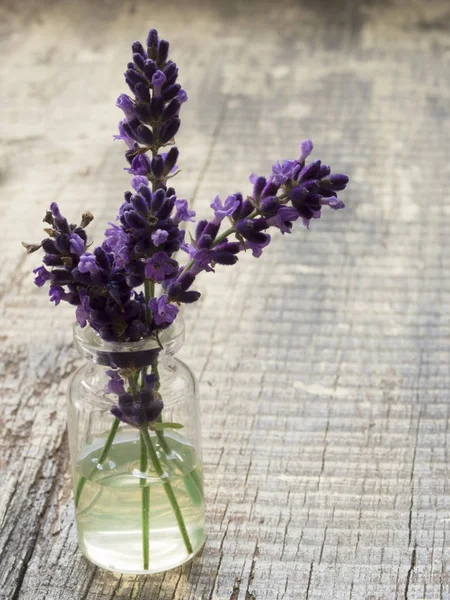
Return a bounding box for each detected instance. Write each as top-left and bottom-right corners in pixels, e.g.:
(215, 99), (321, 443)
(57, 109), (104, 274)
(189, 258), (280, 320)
(73, 315), (185, 369)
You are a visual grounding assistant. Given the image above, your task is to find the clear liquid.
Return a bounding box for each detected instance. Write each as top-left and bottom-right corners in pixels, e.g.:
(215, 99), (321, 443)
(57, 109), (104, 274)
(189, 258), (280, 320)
(75, 429), (205, 574)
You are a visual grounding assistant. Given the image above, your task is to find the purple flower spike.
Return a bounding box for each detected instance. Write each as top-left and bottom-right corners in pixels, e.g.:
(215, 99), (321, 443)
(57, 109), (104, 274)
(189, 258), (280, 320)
(114, 120), (135, 149)
(173, 199), (195, 225)
(321, 197), (345, 210)
(151, 229), (169, 246)
(69, 233), (85, 256)
(272, 160), (298, 185)
(78, 253), (101, 275)
(152, 70), (167, 98)
(298, 139), (313, 163)
(210, 195), (240, 225)
(243, 235), (271, 258)
(150, 294), (178, 327)
(131, 175), (149, 191)
(190, 247), (214, 273)
(33, 265), (50, 287)
(75, 289), (90, 327)
(116, 94), (135, 120)
(126, 153), (151, 175)
(105, 370), (126, 396)
(177, 89), (188, 103)
(49, 284), (65, 305)
(145, 252), (178, 282)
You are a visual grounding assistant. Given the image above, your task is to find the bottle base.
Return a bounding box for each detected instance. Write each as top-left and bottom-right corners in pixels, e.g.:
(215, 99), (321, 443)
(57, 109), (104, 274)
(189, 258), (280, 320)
(78, 537), (206, 575)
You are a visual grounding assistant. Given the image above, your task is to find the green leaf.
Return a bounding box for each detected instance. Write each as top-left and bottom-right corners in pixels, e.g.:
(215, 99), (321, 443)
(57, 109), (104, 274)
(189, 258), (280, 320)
(152, 421), (184, 430)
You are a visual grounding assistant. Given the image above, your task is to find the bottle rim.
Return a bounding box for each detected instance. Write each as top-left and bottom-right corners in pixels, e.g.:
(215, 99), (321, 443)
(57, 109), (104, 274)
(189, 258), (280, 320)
(73, 314), (185, 369)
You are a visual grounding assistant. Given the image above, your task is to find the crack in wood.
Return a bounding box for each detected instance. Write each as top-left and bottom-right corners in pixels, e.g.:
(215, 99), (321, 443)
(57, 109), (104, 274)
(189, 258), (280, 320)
(404, 544), (417, 600)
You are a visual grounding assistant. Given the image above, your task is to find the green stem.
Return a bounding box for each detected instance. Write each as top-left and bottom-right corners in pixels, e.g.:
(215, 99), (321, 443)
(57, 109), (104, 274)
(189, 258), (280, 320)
(144, 279), (155, 324)
(75, 417), (120, 507)
(139, 431), (150, 570)
(141, 427), (193, 555)
(152, 361), (160, 391)
(155, 428), (203, 506)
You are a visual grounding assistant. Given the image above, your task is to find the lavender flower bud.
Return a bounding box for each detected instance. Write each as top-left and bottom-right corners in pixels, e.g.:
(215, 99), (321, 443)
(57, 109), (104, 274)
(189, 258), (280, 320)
(150, 96), (164, 120)
(158, 195), (175, 219)
(151, 155), (165, 178)
(42, 254), (63, 266)
(298, 139), (313, 163)
(235, 218), (269, 243)
(159, 118), (180, 144)
(152, 70), (166, 99)
(261, 180), (279, 199)
(116, 94), (135, 120)
(163, 61), (178, 85)
(178, 272), (195, 292)
(125, 68), (147, 87)
(135, 125), (154, 146)
(178, 89), (188, 103)
(319, 174), (349, 191)
(162, 84), (181, 102)
(49, 269), (73, 285)
(50, 202), (70, 234)
(134, 82), (151, 103)
(298, 160), (322, 182)
(124, 210), (148, 229)
(143, 59), (157, 80)
(252, 176), (266, 201)
(150, 189), (166, 213)
(200, 221), (220, 242)
(127, 153), (151, 175)
(132, 41), (147, 58)
(157, 39), (169, 66)
(42, 238), (59, 255)
(213, 252), (238, 266)
(195, 219), (208, 240)
(94, 247), (110, 271)
(139, 185), (152, 205)
(133, 102), (152, 124)
(132, 53), (145, 71)
(121, 121), (139, 142)
(197, 234), (214, 249)
(130, 194), (149, 215)
(259, 196), (279, 216)
(163, 147), (179, 175)
(146, 29), (159, 59)
(69, 233), (85, 256)
(179, 290), (201, 303)
(317, 164), (331, 179)
(162, 99), (181, 123)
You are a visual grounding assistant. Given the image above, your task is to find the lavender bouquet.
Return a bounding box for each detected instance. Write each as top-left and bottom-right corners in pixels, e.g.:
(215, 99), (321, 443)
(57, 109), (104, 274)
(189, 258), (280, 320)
(24, 28), (349, 575)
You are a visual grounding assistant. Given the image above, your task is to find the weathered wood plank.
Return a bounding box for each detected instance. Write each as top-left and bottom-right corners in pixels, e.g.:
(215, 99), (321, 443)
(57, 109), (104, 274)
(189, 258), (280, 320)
(1, 0), (450, 598)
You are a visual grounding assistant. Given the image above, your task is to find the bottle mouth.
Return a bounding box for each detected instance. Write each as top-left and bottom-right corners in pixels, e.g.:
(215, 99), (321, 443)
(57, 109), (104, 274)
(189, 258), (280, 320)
(73, 314), (185, 369)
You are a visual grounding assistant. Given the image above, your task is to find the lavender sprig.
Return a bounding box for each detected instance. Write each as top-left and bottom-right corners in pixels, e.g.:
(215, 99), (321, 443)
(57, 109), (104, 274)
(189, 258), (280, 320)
(163, 139), (348, 303)
(24, 27), (350, 570)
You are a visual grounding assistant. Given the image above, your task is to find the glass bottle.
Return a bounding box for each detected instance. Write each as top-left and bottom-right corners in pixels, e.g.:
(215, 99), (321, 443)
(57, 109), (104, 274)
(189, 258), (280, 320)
(67, 315), (205, 574)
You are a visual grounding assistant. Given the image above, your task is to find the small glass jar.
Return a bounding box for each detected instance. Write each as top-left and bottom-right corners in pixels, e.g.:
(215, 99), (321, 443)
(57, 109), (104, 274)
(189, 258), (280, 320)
(67, 316), (205, 574)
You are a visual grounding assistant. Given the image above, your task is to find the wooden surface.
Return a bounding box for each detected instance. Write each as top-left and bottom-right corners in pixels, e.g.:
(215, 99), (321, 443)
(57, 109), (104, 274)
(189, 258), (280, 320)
(1, 0), (450, 598)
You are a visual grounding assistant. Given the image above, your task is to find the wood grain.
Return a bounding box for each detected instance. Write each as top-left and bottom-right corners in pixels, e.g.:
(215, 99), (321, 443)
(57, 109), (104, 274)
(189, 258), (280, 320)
(1, 0), (450, 598)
